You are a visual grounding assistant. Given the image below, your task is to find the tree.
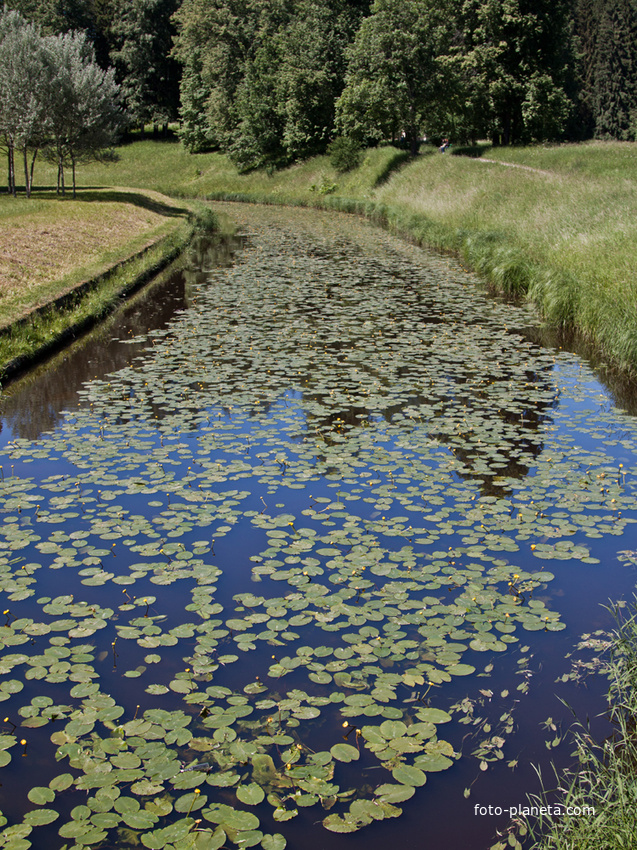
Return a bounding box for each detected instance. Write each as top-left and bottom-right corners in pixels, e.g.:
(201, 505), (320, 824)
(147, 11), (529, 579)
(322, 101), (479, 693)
(229, 0), (360, 169)
(0, 9), (50, 196)
(335, 0), (453, 155)
(591, 0), (637, 138)
(8, 0), (114, 65)
(109, 0), (180, 131)
(458, 0), (577, 144)
(173, 0), (363, 165)
(43, 30), (121, 196)
(172, 0), (260, 151)
(273, 0), (362, 161)
(572, 0), (598, 136)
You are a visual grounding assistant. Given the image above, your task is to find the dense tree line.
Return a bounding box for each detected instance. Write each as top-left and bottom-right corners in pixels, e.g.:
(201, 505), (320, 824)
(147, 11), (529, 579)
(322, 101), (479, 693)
(172, 0), (637, 166)
(575, 0), (637, 139)
(2, 0), (637, 186)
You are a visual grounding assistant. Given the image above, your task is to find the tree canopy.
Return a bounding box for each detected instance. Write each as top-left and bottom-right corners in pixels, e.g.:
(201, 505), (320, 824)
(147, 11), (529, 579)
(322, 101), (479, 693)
(2, 0), (637, 186)
(0, 7), (121, 196)
(335, 0), (454, 154)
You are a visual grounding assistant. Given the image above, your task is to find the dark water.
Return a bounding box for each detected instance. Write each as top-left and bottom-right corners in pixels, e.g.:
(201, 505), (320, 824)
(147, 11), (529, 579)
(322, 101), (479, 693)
(0, 203), (635, 850)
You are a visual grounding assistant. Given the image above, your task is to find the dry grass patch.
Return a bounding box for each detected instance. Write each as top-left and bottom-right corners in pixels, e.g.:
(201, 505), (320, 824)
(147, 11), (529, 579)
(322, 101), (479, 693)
(0, 189), (189, 326)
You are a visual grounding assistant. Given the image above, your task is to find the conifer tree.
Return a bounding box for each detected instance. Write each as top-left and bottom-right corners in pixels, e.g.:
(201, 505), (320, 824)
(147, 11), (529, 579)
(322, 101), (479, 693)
(591, 0), (637, 138)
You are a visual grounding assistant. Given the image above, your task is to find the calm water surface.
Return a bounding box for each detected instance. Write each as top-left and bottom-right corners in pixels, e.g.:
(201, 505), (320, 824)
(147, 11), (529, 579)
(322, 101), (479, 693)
(0, 204), (636, 850)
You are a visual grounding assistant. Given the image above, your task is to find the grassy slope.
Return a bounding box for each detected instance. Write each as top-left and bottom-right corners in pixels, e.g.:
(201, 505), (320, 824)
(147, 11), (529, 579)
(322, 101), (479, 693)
(0, 187), (192, 328)
(377, 144), (637, 371)
(7, 138), (637, 375)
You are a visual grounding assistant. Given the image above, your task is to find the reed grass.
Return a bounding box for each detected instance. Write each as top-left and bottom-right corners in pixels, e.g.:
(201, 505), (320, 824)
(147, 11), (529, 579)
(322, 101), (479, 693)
(375, 143), (637, 370)
(518, 601), (637, 850)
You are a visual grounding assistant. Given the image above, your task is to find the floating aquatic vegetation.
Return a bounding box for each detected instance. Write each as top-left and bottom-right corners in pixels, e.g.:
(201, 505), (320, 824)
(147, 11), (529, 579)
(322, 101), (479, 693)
(0, 205), (636, 848)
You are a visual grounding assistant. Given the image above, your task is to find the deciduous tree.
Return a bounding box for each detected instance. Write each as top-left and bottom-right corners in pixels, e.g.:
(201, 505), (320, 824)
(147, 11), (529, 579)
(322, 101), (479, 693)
(335, 0), (453, 155)
(0, 9), (50, 196)
(458, 0), (576, 144)
(43, 30), (121, 196)
(110, 0), (180, 131)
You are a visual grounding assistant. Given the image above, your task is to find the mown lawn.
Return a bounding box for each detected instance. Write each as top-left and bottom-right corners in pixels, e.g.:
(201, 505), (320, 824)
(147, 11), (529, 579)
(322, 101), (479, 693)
(0, 186), (191, 328)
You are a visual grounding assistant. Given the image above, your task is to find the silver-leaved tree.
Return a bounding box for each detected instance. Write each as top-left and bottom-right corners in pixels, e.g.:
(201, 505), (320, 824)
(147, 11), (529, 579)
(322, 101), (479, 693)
(43, 30), (121, 197)
(0, 8), (121, 197)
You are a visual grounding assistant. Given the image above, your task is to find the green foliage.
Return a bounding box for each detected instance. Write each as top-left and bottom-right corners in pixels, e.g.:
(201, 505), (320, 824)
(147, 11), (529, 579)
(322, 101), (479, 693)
(174, 0), (362, 168)
(42, 30), (122, 196)
(7, 0), (637, 149)
(172, 0), (260, 152)
(0, 10), (49, 196)
(591, 0), (637, 139)
(336, 0), (454, 154)
(109, 0), (180, 128)
(521, 74), (573, 142)
(7, 0), (113, 64)
(457, 0), (577, 144)
(0, 10), (121, 197)
(229, 1), (362, 170)
(328, 136), (361, 172)
(309, 172), (337, 194)
(188, 205), (219, 233)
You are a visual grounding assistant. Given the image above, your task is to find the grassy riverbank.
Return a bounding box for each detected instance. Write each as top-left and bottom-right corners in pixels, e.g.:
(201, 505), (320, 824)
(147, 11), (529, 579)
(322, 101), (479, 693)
(3, 138), (637, 376)
(0, 185), (218, 380)
(0, 188), (193, 328)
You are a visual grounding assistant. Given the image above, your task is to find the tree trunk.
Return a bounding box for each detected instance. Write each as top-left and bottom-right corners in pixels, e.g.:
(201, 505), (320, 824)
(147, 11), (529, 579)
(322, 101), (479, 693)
(71, 154), (76, 199)
(8, 140), (16, 197)
(23, 146), (30, 198)
(502, 113), (511, 146)
(58, 154), (65, 196)
(29, 149), (38, 193)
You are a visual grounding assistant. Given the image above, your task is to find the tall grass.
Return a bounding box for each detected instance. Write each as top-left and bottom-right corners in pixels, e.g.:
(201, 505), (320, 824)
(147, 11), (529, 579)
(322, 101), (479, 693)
(519, 601), (637, 850)
(374, 143), (637, 372)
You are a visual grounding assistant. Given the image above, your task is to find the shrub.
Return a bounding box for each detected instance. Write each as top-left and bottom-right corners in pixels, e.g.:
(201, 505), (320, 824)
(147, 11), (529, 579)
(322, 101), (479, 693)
(328, 136), (362, 172)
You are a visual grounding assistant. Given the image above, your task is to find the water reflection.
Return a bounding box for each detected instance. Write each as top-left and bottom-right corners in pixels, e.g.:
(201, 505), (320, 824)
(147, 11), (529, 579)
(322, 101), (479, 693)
(0, 204), (636, 850)
(526, 324), (637, 416)
(131, 211), (556, 496)
(0, 231), (246, 442)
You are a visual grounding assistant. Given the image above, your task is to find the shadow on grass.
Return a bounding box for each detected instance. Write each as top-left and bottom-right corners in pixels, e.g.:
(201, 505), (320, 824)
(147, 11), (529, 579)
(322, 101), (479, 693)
(451, 144), (492, 158)
(372, 148), (414, 187)
(26, 187), (189, 218)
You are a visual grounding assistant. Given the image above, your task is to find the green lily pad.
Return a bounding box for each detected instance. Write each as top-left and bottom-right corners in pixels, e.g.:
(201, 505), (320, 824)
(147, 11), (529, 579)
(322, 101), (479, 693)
(392, 765), (426, 786)
(237, 783), (266, 805)
(330, 743), (360, 762)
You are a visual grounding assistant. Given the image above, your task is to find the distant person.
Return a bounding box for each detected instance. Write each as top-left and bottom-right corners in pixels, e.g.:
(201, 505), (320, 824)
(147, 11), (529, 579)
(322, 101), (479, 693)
(439, 138), (449, 153)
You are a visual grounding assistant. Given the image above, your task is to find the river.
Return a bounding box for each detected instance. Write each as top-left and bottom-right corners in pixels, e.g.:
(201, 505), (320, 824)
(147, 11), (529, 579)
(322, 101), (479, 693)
(0, 203), (635, 850)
